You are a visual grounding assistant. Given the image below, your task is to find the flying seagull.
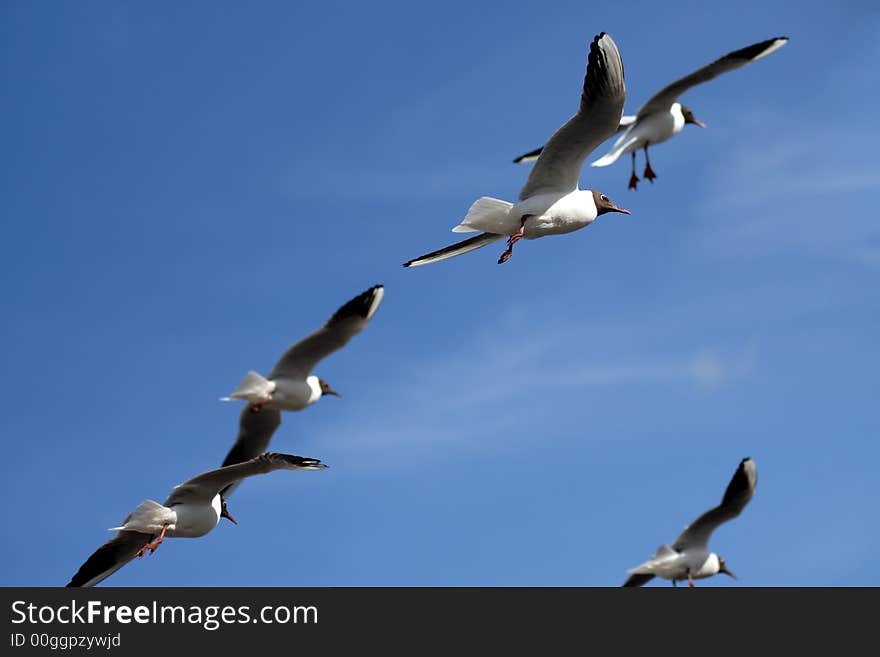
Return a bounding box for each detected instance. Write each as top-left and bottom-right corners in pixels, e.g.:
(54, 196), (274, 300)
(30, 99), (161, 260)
(403, 32), (629, 268)
(67, 452), (327, 587)
(513, 37), (788, 189)
(623, 457), (757, 588)
(219, 284), (382, 492)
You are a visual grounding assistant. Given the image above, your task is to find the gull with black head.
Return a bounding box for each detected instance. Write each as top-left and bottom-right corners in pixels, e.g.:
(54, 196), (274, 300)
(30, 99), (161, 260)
(404, 32), (629, 268)
(219, 284), (382, 494)
(623, 457), (757, 588)
(67, 452), (327, 587)
(514, 37), (788, 189)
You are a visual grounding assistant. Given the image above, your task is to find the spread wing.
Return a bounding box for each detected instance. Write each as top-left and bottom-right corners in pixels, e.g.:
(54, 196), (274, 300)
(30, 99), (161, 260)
(164, 452), (327, 507)
(673, 458), (758, 551)
(66, 530), (153, 588)
(637, 37), (788, 117)
(622, 573), (655, 587)
(517, 32), (626, 200)
(267, 285), (384, 381)
(511, 116), (636, 165)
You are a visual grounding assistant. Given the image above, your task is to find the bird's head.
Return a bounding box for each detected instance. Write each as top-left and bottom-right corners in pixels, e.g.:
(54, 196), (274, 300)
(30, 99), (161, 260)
(681, 104), (706, 128)
(318, 378), (341, 398)
(717, 557), (736, 579)
(220, 497), (237, 525)
(592, 191), (630, 217)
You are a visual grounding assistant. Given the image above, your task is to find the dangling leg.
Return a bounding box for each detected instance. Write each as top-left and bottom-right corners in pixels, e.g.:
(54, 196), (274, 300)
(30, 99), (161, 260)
(672, 578), (678, 588)
(628, 152), (639, 190)
(498, 215), (531, 265)
(687, 571), (695, 588)
(136, 524), (170, 558)
(643, 145), (657, 183)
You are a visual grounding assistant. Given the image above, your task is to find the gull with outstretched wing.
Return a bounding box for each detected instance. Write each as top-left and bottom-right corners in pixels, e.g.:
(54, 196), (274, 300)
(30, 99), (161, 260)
(623, 457), (757, 587)
(67, 453), (327, 587)
(219, 284), (382, 494)
(514, 37), (788, 189)
(404, 32), (629, 268)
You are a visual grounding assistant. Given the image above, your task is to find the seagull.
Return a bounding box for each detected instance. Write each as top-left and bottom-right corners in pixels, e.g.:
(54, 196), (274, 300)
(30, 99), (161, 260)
(403, 32), (629, 268)
(513, 37), (788, 189)
(218, 285), (382, 491)
(623, 457), (757, 588)
(66, 452), (327, 587)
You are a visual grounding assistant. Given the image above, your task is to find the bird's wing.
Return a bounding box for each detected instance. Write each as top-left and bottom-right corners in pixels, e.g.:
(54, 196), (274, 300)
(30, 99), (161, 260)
(622, 573), (655, 587)
(403, 232), (504, 268)
(511, 115), (636, 165)
(517, 32), (626, 200)
(673, 458), (758, 551)
(636, 37), (788, 117)
(164, 452), (327, 506)
(267, 285), (384, 381)
(218, 406), (283, 497)
(66, 530), (153, 588)
(512, 146), (544, 165)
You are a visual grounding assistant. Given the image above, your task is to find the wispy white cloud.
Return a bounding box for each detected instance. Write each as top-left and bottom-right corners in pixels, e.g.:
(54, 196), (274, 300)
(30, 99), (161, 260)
(692, 83), (880, 266)
(309, 314), (758, 467)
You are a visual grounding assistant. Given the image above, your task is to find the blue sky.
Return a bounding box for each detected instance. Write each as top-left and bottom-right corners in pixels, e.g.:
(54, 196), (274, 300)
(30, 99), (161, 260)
(2, 0), (878, 587)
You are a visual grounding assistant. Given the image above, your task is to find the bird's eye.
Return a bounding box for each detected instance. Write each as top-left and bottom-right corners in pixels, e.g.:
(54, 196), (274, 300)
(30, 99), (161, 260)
(600, 195), (609, 202)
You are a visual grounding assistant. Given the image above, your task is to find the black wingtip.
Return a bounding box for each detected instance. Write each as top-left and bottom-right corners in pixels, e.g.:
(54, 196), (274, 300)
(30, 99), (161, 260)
(331, 284), (385, 321)
(730, 36), (790, 62)
(582, 31), (624, 101)
(622, 573), (655, 587)
(512, 146), (544, 164)
(721, 457), (757, 508)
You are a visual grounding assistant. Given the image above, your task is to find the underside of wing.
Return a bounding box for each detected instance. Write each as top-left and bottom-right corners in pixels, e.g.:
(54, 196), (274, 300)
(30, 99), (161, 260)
(268, 285), (384, 381)
(637, 37), (789, 116)
(673, 458), (758, 551)
(66, 530), (153, 588)
(622, 573), (656, 587)
(168, 452), (328, 507)
(518, 32), (626, 200)
(511, 115), (634, 166)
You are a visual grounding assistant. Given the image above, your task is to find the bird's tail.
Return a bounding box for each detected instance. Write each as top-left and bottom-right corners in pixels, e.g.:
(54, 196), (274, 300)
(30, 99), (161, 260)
(221, 370), (274, 403)
(591, 134), (639, 167)
(108, 499), (169, 533)
(452, 196), (514, 234)
(403, 232), (504, 268)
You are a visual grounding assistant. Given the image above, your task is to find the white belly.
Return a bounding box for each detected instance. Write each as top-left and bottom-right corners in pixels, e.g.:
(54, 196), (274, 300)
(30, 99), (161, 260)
(168, 499), (221, 538)
(655, 551), (715, 581)
(269, 378), (318, 411)
(514, 190), (598, 239)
